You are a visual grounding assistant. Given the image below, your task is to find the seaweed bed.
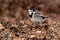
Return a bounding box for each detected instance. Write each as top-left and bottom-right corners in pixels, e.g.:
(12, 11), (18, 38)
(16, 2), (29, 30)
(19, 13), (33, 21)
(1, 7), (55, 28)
(0, 0), (60, 40)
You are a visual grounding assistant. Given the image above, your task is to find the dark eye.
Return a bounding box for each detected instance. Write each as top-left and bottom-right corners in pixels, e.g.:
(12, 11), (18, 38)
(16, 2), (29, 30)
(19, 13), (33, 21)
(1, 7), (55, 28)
(32, 9), (35, 11)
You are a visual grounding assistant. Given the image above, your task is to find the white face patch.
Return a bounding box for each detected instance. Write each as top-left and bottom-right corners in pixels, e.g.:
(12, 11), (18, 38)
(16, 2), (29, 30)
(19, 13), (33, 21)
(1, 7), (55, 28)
(28, 9), (33, 15)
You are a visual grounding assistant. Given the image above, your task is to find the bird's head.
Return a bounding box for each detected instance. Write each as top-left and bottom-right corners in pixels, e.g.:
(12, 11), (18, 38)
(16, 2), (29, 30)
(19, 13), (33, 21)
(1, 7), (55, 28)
(28, 9), (36, 18)
(28, 9), (36, 15)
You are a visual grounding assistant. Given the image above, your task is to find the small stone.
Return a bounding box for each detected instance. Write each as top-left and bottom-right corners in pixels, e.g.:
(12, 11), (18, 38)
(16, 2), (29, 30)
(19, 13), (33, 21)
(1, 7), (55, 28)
(0, 23), (4, 30)
(13, 37), (19, 40)
(30, 35), (35, 38)
(36, 30), (41, 33)
(23, 24), (28, 28)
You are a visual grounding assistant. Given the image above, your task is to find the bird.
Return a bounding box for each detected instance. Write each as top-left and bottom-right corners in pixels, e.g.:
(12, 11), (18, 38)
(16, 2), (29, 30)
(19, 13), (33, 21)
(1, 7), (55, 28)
(28, 9), (46, 23)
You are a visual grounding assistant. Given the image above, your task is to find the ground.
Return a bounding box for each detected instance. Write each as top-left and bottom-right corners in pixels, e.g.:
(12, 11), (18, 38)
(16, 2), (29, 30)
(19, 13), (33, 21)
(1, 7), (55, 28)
(0, 0), (60, 40)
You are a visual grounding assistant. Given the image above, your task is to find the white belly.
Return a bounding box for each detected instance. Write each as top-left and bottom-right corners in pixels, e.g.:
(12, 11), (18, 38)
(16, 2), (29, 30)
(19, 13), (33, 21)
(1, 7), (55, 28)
(30, 17), (44, 23)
